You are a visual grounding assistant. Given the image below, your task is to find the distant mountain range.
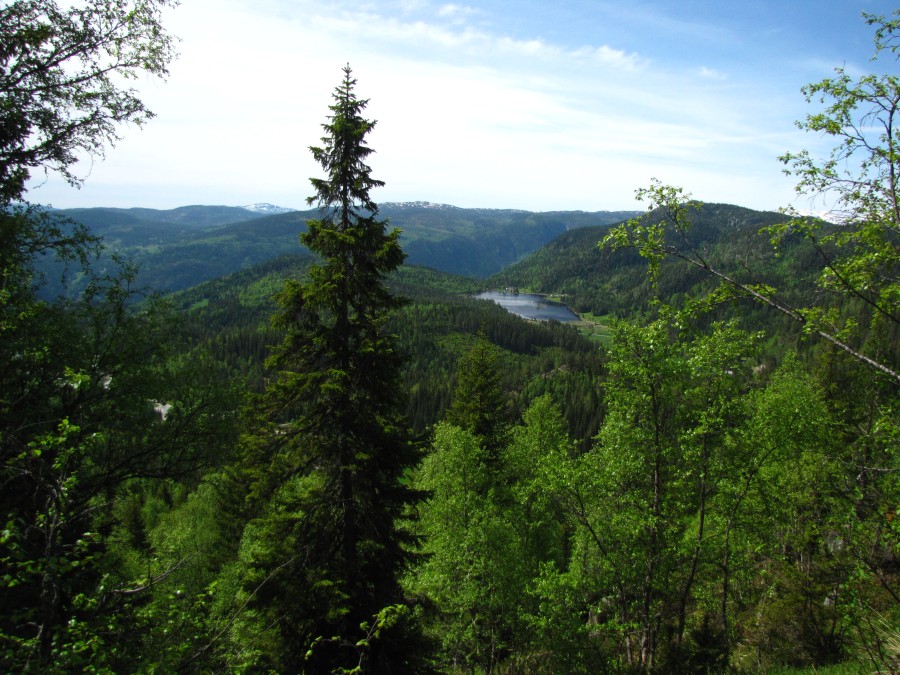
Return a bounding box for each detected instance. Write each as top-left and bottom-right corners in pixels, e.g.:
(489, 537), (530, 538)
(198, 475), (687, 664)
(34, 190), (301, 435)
(45, 202), (641, 293)
(39, 198), (829, 340)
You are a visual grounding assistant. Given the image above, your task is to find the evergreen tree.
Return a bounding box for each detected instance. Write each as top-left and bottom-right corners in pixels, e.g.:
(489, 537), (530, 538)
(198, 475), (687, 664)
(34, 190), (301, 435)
(228, 65), (423, 673)
(445, 332), (510, 462)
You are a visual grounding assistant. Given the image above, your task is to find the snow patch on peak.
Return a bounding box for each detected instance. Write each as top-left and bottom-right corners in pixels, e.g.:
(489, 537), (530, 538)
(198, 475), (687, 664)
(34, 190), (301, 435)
(381, 201), (461, 210)
(241, 203), (296, 215)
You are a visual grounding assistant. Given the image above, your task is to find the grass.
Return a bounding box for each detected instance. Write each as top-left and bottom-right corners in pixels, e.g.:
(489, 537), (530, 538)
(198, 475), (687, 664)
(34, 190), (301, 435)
(574, 311), (613, 344)
(763, 663), (869, 674)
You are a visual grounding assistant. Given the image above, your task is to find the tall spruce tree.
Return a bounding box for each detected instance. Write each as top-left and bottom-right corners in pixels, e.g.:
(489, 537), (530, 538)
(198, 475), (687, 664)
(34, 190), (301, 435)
(229, 65), (423, 673)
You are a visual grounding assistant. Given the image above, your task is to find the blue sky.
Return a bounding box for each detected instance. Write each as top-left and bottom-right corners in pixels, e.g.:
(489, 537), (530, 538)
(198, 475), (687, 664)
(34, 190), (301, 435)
(26, 0), (899, 212)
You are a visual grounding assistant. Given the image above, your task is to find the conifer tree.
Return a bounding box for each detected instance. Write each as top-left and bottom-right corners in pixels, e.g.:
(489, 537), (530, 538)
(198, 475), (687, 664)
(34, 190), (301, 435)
(230, 65), (423, 672)
(446, 332), (510, 463)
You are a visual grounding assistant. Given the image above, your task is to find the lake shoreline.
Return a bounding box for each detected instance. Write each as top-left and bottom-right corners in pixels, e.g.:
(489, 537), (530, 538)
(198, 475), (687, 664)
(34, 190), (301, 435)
(476, 290), (612, 343)
(474, 290), (580, 323)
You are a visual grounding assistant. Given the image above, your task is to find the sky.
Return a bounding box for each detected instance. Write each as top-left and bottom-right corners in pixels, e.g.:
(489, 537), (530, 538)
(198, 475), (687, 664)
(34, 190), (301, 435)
(25, 0), (900, 213)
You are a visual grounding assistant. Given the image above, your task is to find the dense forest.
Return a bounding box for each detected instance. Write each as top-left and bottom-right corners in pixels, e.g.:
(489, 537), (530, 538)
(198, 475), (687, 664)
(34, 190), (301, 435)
(1, 1), (898, 673)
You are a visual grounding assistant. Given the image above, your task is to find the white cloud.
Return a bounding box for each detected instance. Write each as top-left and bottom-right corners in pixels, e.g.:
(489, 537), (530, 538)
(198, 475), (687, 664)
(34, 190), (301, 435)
(436, 3), (479, 21)
(571, 44), (645, 70)
(698, 66), (728, 80)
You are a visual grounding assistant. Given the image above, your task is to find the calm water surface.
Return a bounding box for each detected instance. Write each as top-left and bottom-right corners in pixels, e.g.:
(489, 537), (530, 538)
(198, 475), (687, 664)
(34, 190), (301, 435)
(475, 291), (579, 322)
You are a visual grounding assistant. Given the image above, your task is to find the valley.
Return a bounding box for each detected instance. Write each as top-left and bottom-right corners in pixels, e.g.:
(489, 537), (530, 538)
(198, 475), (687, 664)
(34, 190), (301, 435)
(43, 202), (640, 295)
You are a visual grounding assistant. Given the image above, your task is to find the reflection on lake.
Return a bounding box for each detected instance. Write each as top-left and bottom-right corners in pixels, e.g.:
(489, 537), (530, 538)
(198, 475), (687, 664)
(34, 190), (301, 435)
(475, 291), (579, 323)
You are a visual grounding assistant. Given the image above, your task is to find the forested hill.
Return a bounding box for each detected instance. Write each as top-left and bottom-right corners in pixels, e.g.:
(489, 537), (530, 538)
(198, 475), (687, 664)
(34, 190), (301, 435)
(490, 202), (818, 318)
(47, 201), (639, 293)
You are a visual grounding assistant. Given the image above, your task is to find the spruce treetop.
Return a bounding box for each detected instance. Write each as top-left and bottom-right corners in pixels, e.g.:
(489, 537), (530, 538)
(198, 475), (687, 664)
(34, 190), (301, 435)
(307, 64), (384, 223)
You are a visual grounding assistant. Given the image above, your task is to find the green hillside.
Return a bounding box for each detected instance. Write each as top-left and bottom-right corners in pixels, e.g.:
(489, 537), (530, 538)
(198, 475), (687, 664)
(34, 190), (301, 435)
(490, 203), (821, 319)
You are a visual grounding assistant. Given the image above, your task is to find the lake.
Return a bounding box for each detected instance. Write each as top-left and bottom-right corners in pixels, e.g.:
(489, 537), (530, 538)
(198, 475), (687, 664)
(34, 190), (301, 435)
(475, 291), (580, 323)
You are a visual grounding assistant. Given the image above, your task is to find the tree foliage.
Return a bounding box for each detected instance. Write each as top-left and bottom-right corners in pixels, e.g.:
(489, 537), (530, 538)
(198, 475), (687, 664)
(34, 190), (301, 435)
(410, 396), (572, 672)
(0, 3), (246, 670)
(601, 11), (900, 385)
(0, 0), (178, 203)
